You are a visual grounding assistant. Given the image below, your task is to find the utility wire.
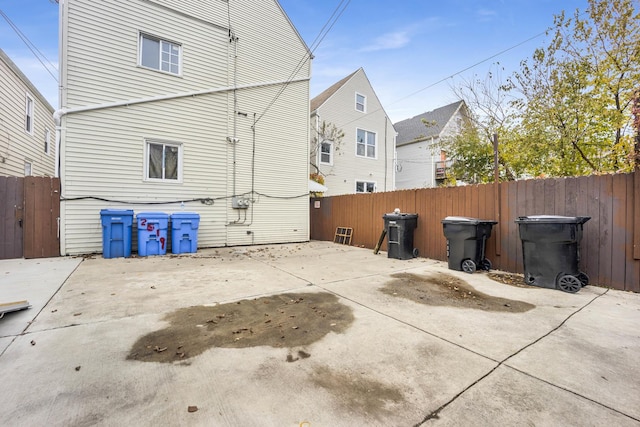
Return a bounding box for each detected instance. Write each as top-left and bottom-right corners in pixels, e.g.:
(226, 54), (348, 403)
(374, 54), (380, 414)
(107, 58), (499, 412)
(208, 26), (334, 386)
(333, 30), (549, 130)
(0, 8), (59, 82)
(253, 0), (352, 126)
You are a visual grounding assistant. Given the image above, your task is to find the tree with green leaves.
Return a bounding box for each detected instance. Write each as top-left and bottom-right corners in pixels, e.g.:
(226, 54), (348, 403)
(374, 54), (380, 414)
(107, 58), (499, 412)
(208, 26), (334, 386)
(446, 0), (639, 182)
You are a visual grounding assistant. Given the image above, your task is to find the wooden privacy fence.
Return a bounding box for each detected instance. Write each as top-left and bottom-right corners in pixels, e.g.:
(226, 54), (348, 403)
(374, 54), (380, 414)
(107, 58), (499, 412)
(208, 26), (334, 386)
(310, 172), (640, 292)
(0, 176), (60, 259)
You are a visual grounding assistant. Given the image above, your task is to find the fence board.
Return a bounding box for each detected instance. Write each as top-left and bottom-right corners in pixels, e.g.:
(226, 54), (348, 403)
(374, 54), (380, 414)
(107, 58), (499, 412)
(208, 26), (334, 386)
(0, 177), (24, 259)
(611, 174), (627, 289)
(626, 173), (640, 291)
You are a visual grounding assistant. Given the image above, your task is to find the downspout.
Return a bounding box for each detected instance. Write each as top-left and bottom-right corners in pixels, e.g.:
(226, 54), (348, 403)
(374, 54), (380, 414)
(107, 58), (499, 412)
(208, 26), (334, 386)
(54, 0), (66, 178)
(230, 27), (239, 196)
(384, 116), (388, 190)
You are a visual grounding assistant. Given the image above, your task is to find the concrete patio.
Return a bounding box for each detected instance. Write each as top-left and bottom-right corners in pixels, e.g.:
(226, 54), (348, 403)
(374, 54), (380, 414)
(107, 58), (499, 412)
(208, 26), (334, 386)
(1, 241), (639, 426)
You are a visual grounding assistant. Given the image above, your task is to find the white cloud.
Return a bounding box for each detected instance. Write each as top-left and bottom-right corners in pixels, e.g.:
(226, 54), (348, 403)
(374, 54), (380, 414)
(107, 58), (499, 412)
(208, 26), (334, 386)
(360, 30), (410, 52)
(476, 9), (497, 22)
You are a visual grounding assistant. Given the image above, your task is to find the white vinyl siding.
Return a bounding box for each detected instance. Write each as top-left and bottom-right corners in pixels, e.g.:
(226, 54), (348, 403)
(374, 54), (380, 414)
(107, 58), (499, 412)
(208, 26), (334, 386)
(59, 0), (311, 254)
(311, 69), (396, 196)
(0, 50), (56, 177)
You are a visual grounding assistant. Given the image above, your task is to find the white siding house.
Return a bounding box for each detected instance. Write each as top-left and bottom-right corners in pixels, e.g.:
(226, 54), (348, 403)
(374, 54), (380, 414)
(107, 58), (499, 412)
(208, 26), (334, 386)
(310, 68), (396, 196)
(57, 0), (311, 255)
(394, 101), (468, 189)
(0, 48), (56, 177)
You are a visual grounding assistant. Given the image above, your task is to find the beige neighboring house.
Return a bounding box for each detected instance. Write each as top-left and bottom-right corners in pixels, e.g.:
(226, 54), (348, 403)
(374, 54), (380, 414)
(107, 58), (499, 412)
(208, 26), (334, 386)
(310, 68), (396, 196)
(394, 100), (469, 189)
(0, 48), (56, 177)
(57, 0), (311, 255)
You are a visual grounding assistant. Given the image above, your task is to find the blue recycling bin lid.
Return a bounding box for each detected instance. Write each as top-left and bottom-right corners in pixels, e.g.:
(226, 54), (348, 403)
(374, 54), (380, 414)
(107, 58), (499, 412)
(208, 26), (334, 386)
(515, 215), (590, 224)
(100, 209), (134, 216)
(171, 212), (200, 219)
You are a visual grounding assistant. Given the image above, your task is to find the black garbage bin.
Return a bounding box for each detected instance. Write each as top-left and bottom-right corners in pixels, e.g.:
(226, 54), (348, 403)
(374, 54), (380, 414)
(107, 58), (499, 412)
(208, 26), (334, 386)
(382, 212), (418, 260)
(442, 216), (497, 273)
(515, 215), (590, 293)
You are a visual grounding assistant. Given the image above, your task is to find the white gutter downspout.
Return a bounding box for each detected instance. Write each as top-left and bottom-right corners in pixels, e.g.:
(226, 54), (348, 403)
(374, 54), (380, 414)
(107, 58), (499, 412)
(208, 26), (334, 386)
(52, 77), (309, 177)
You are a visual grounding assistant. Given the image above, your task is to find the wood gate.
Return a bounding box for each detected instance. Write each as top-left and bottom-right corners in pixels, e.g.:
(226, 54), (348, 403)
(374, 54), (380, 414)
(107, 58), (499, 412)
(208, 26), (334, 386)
(0, 176), (60, 259)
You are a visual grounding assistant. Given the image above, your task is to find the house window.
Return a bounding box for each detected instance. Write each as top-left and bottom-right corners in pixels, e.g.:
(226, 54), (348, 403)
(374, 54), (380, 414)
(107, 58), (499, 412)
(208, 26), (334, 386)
(145, 140), (182, 181)
(320, 140), (333, 165)
(355, 93), (366, 112)
(44, 128), (50, 154)
(25, 93), (34, 134)
(24, 161), (32, 176)
(355, 180), (375, 193)
(356, 128), (376, 158)
(140, 33), (181, 75)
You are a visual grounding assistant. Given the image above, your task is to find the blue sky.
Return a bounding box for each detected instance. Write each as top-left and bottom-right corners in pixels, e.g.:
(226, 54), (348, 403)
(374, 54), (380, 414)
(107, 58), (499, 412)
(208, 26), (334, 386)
(1, 0), (588, 122)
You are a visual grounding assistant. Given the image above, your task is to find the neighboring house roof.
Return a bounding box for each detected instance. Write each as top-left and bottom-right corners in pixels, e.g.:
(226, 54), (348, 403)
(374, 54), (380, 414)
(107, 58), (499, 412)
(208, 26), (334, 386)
(0, 48), (54, 113)
(310, 69), (360, 113)
(394, 100), (465, 146)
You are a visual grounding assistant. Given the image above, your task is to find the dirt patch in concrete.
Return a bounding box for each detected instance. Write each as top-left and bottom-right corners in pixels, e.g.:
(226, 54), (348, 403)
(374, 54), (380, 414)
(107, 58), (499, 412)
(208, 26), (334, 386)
(311, 366), (404, 417)
(381, 272), (534, 312)
(487, 272), (534, 288)
(127, 292), (354, 363)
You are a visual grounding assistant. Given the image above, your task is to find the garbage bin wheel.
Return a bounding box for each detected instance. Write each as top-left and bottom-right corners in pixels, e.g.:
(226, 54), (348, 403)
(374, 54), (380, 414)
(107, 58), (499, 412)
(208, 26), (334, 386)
(480, 258), (492, 271)
(412, 248), (419, 258)
(576, 271), (589, 287)
(461, 259), (477, 274)
(557, 274), (582, 293)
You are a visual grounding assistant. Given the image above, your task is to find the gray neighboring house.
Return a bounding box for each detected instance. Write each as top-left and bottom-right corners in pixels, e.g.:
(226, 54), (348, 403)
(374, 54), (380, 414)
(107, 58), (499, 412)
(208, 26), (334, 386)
(310, 68), (396, 196)
(394, 100), (468, 189)
(0, 48), (56, 177)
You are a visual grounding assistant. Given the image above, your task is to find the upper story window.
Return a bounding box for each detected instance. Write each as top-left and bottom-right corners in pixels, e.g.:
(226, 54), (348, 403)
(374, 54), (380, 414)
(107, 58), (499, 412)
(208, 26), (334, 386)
(356, 128), (376, 159)
(145, 139), (182, 182)
(25, 93), (34, 134)
(44, 128), (50, 154)
(320, 140), (333, 165)
(355, 93), (366, 112)
(140, 33), (181, 75)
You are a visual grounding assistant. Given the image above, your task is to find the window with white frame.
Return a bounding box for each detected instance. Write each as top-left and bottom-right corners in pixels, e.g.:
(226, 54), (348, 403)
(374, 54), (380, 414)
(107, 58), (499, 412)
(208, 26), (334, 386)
(355, 93), (366, 112)
(320, 140), (333, 165)
(145, 139), (182, 181)
(355, 180), (375, 193)
(44, 128), (50, 154)
(356, 128), (376, 158)
(24, 161), (32, 176)
(140, 33), (181, 75)
(25, 93), (34, 134)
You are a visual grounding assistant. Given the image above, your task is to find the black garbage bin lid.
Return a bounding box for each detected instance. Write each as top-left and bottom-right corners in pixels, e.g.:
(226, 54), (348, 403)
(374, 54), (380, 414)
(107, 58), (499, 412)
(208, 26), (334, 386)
(383, 212), (418, 220)
(441, 216), (497, 225)
(515, 215), (590, 224)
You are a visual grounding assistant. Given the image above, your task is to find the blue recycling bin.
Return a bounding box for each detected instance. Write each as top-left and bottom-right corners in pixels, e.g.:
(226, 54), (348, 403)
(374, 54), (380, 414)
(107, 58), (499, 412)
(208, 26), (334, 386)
(100, 209), (134, 259)
(171, 212), (200, 254)
(137, 212), (169, 256)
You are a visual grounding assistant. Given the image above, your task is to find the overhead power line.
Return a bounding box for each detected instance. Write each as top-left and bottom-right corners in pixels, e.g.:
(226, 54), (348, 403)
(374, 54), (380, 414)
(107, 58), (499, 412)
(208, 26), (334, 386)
(333, 30), (549, 130)
(253, 0), (352, 126)
(0, 8), (59, 82)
